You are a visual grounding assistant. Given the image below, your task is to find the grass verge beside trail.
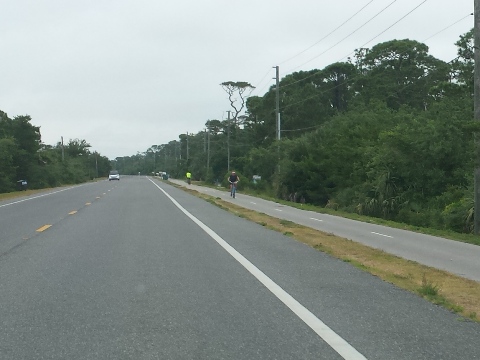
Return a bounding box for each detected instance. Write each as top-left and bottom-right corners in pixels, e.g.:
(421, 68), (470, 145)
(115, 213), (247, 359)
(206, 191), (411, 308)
(179, 185), (480, 322)
(194, 181), (480, 246)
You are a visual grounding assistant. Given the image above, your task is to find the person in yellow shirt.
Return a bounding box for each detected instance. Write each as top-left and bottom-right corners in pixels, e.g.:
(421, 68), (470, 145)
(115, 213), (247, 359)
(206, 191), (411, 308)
(186, 171), (192, 185)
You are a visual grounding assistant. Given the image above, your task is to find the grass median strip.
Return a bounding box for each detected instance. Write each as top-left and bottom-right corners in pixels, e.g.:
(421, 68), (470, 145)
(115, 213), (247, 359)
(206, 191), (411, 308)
(180, 186), (480, 322)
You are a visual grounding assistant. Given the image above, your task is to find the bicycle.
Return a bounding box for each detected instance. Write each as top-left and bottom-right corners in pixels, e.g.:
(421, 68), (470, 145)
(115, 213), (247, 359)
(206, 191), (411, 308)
(229, 181), (238, 198)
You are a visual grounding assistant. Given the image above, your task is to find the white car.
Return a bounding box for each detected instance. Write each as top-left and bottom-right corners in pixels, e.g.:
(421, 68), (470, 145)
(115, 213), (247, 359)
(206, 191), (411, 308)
(108, 170), (120, 181)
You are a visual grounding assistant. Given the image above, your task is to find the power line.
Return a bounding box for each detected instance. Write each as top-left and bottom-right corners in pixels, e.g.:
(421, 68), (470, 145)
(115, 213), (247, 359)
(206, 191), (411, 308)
(285, 0), (398, 73)
(278, 0), (375, 66)
(278, 12), (471, 112)
(280, 1), (453, 92)
(251, 67), (277, 96)
(422, 12), (473, 43)
(350, 0), (428, 52)
(279, 54), (461, 135)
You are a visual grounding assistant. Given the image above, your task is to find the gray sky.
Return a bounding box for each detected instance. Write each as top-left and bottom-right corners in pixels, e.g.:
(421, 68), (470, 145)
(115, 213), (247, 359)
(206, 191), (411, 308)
(1, 0), (473, 159)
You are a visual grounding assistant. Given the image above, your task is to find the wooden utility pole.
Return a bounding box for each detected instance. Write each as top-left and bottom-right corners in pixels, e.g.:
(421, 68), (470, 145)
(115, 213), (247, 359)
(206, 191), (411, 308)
(475, 0), (480, 234)
(274, 66), (281, 176)
(274, 66), (280, 140)
(207, 127), (210, 180)
(61, 136), (64, 162)
(186, 132), (189, 161)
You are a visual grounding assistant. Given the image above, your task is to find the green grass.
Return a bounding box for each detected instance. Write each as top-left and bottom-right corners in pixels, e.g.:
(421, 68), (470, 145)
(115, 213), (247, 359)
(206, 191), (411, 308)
(279, 219), (299, 228)
(418, 275), (440, 297)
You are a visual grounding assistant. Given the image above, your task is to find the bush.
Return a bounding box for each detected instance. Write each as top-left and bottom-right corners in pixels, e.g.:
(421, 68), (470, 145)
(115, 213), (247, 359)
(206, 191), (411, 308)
(441, 197), (473, 233)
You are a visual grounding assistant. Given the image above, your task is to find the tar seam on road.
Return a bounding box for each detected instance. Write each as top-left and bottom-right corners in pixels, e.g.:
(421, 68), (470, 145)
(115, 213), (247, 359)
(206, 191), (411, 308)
(149, 178), (368, 360)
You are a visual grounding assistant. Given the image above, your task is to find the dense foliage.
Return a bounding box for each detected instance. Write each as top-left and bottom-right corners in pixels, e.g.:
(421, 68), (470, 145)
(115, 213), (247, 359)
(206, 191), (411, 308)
(131, 34), (477, 233)
(3, 31), (477, 234)
(0, 110), (110, 192)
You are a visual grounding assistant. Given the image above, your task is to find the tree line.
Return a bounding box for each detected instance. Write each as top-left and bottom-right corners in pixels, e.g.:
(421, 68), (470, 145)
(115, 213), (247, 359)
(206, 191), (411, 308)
(125, 30), (476, 233)
(3, 30), (475, 234)
(0, 110), (111, 192)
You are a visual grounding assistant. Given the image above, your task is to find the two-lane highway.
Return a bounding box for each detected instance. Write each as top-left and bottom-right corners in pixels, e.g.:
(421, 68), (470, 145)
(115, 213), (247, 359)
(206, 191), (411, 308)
(0, 176), (479, 359)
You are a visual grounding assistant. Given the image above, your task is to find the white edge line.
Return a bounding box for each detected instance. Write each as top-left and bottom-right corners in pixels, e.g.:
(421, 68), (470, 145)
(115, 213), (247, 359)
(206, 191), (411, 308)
(149, 179), (367, 360)
(0, 186), (80, 208)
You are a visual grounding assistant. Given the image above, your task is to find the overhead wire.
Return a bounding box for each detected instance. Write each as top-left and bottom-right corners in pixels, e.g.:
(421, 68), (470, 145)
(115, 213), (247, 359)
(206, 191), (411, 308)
(285, 0), (398, 74)
(217, 4), (471, 138)
(278, 53), (464, 135)
(278, 11), (472, 113)
(278, 0), (375, 66)
(344, 0), (428, 56)
(422, 12), (473, 43)
(249, 0), (376, 98)
(279, 0), (443, 91)
(251, 67), (276, 96)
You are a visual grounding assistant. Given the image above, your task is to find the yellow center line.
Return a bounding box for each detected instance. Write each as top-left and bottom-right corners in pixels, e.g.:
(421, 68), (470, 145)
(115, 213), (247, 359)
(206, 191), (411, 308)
(69, 211), (77, 215)
(36, 224), (51, 232)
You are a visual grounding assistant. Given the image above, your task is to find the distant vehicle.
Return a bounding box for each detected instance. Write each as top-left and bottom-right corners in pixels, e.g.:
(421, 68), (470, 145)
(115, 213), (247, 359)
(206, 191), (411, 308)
(108, 170), (120, 181)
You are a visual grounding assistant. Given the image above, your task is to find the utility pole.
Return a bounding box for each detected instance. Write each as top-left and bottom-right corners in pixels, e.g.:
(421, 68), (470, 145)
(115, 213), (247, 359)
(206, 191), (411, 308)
(204, 129), (207, 153)
(186, 132), (189, 161)
(207, 127), (210, 180)
(95, 152), (98, 178)
(174, 140), (177, 165)
(475, 0), (480, 234)
(274, 66), (280, 141)
(61, 136), (64, 162)
(227, 110), (231, 171)
(274, 66), (281, 176)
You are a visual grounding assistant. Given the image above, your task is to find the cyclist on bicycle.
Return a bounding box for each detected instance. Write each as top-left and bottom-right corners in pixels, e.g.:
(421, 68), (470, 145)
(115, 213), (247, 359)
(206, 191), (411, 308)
(228, 171), (240, 197)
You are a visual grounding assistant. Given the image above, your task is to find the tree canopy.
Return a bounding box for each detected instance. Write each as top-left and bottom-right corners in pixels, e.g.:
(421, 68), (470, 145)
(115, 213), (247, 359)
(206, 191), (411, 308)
(3, 31), (477, 234)
(0, 110), (110, 192)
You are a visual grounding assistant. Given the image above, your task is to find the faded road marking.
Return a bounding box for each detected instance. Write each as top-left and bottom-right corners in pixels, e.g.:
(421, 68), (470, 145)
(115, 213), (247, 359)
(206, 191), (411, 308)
(371, 232), (393, 238)
(36, 225), (52, 232)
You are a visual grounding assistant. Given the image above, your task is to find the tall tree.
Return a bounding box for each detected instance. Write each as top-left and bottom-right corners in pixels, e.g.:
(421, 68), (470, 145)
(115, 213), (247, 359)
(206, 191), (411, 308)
(220, 81), (255, 125)
(452, 28), (474, 94)
(355, 39), (449, 110)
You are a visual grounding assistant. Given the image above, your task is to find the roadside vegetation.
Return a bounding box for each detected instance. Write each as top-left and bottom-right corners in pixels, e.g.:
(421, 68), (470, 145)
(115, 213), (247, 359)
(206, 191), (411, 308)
(0, 111), (111, 192)
(3, 30), (479, 239)
(110, 30), (478, 238)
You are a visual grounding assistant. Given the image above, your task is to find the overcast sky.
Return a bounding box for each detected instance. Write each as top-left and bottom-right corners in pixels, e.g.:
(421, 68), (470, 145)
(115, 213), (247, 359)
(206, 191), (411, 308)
(1, 0), (474, 159)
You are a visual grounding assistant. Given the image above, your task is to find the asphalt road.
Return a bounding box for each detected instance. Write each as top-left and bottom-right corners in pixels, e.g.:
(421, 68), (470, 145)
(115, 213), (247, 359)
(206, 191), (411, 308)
(168, 178), (480, 283)
(0, 176), (479, 359)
